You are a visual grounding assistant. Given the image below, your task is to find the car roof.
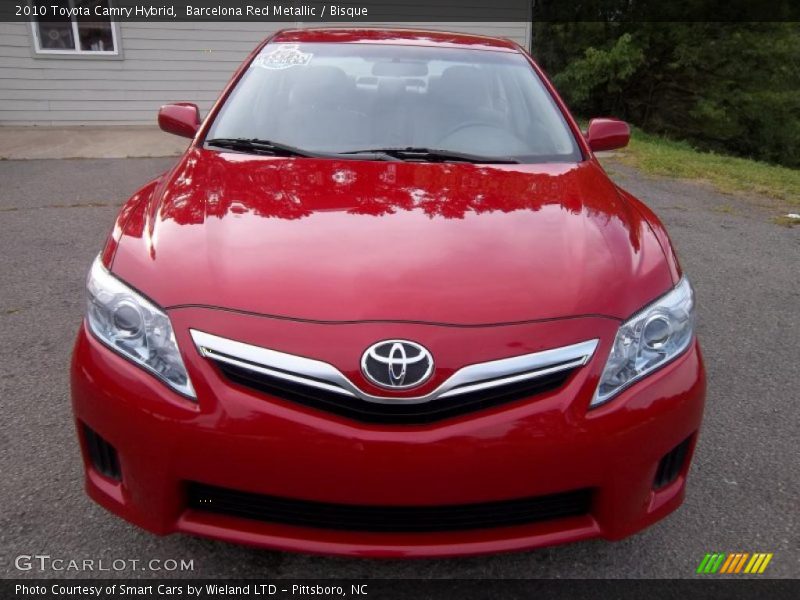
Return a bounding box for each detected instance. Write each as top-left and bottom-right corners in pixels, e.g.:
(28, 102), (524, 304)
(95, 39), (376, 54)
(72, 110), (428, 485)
(270, 28), (521, 53)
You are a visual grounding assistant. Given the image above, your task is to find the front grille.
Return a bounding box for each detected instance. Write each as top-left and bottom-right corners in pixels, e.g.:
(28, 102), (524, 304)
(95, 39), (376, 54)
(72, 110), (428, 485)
(215, 360), (574, 424)
(186, 482), (592, 533)
(654, 436), (692, 489)
(191, 330), (597, 425)
(82, 423), (121, 481)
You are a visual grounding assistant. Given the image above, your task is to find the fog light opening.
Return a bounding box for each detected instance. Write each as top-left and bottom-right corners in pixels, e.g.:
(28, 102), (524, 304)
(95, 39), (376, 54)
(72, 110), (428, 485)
(82, 423), (122, 481)
(654, 435), (693, 489)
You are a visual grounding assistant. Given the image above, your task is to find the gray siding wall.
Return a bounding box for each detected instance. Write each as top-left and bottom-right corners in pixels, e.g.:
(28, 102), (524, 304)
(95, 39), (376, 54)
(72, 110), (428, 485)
(0, 21), (531, 125)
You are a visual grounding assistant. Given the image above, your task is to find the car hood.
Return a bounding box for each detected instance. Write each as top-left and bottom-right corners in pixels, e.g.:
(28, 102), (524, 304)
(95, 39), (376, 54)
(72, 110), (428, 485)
(110, 148), (673, 325)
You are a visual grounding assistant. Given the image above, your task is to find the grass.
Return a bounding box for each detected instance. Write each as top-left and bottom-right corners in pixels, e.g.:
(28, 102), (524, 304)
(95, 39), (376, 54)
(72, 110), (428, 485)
(610, 128), (800, 207)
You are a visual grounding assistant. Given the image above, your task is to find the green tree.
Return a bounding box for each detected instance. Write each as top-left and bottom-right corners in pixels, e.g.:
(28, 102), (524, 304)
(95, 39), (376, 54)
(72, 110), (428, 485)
(533, 22), (800, 168)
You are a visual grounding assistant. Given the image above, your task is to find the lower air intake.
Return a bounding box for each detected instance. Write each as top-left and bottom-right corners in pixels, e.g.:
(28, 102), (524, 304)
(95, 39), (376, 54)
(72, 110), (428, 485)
(186, 482), (592, 533)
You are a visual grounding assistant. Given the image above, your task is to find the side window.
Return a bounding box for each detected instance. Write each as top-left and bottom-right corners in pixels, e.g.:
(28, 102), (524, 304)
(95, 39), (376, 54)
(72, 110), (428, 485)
(505, 66), (577, 155)
(497, 67), (529, 131)
(487, 68), (511, 119)
(32, 0), (119, 56)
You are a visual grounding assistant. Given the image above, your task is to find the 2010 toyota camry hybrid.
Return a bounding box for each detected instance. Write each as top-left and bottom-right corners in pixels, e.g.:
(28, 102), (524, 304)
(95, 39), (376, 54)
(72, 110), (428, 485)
(70, 28), (705, 557)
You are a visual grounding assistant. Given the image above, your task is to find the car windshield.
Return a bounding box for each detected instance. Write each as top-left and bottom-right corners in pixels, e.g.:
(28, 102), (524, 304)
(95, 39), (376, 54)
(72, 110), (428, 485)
(207, 42), (582, 163)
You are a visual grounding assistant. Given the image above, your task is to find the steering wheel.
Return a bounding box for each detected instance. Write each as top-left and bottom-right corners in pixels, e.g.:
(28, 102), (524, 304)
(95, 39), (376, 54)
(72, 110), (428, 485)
(437, 120), (501, 144)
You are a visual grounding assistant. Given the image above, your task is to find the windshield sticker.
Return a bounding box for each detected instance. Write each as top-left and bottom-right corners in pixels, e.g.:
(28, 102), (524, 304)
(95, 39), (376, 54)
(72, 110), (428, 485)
(252, 45), (313, 70)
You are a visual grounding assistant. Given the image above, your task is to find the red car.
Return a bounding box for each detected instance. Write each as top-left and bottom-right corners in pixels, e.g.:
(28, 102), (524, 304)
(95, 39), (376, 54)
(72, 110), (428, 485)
(71, 28), (705, 557)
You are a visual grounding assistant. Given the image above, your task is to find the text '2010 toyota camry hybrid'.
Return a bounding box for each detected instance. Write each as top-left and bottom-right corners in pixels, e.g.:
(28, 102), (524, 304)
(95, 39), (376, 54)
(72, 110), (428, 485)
(71, 28), (705, 557)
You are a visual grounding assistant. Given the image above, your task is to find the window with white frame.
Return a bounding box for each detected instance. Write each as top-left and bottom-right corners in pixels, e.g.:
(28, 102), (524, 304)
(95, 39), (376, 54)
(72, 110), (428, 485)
(32, 0), (119, 55)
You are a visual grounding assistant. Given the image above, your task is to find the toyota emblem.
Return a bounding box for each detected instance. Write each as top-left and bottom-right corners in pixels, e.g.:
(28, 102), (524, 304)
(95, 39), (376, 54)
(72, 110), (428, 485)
(361, 340), (434, 390)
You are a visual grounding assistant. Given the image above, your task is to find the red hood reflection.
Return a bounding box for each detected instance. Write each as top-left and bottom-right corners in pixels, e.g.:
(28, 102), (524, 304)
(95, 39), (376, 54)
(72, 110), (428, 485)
(110, 148), (673, 324)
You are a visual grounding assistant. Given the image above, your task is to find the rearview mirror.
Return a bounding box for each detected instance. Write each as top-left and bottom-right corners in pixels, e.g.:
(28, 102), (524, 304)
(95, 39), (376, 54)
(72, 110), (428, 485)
(158, 103), (200, 139)
(372, 61), (429, 77)
(585, 118), (630, 152)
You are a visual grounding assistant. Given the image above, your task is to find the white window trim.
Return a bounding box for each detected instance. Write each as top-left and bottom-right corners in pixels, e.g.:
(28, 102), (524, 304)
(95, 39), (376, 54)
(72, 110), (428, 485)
(30, 0), (120, 57)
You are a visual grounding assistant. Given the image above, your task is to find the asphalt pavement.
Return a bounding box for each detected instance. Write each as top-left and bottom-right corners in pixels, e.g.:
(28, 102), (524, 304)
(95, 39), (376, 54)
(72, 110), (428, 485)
(0, 157), (797, 579)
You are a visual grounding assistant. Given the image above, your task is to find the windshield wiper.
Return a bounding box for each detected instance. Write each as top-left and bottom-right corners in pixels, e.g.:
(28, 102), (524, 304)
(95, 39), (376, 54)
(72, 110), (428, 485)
(206, 139), (508, 163)
(340, 147), (520, 164)
(205, 138), (320, 158)
(205, 138), (401, 161)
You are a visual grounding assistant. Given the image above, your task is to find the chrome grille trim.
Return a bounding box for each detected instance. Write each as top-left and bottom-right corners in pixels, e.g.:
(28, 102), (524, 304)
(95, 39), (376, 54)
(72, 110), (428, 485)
(191, 329), (598, 405)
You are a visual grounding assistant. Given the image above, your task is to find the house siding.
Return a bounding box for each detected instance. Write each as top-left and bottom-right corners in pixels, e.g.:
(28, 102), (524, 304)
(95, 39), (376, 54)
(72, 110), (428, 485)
(0, 21), (531, 125)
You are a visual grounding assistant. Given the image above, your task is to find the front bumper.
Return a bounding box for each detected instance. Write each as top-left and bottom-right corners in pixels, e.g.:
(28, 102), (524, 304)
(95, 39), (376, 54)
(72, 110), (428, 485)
(70, 312), (705, 558)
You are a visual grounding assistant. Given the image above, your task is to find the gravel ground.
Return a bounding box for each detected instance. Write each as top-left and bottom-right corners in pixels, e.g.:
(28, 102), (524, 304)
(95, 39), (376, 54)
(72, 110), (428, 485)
(0, 157), (797, 579)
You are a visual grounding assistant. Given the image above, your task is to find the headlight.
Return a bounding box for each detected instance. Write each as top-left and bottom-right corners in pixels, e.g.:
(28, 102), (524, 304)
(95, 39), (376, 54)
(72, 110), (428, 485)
(593, 277), (695, 407)
(86, 255), (195, 398)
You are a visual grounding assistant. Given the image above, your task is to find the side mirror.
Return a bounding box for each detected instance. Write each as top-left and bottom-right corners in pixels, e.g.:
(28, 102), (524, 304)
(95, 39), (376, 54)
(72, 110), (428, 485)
(585, 118), (630, 152)
(158, 103), (200, 138)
